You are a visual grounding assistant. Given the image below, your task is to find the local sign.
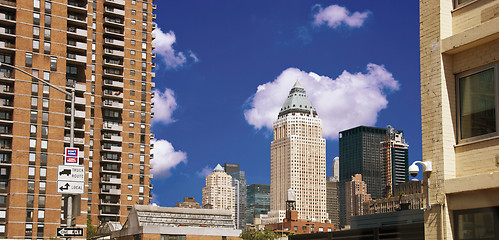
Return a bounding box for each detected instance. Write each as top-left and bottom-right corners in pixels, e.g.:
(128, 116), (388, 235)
(57, 165), (85, 182)
(57, 181), (84, 194)
(64, 147), (79, 165)
(57, 227), (84, 237)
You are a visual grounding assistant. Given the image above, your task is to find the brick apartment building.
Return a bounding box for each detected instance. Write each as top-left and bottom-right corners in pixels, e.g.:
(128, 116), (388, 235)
(0, 0), (156, 238)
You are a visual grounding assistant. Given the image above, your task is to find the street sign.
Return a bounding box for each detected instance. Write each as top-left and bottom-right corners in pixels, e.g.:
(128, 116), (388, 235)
(57, 165), (85, 182)
(57, 181), (84, 194)
(57, 227), (84, 237)
(64, 147), (79, 165)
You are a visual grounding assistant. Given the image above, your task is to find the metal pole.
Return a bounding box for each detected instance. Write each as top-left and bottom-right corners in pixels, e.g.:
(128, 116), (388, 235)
(0, 63), (76, 228)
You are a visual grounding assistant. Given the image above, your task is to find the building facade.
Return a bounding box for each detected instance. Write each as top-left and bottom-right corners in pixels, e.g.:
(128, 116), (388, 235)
(344, 174), (371, 226)
(420, 0), (499, 239)
(0, 0), (155, 238)
(175, 197), (201, 209)
(381, 126), (409, 196)
(223, 163), (247, 229)
(246, 184), (270, 225)
(202, 164), (235, 214)
(112, 205), (241, 240)
(326, 178), (339, 227)
(363, 181), (423, 215)
(270, 81), (327, 223)
(338, 126), (386, 227)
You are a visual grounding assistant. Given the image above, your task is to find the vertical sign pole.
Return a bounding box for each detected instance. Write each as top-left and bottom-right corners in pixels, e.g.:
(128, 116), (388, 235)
(67, 89), (76, 233)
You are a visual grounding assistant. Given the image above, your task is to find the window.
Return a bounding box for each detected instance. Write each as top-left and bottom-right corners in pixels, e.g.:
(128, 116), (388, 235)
(28, 167), (35, 177)
(129, 111), (134, 118)
(131, 10), (136, 15)
(50, 57), (57, 70)
(33, 13), (40, 24)
(26, 53), (33, 67)
(30, 125), (37, 134)
(131, 20), (136, 25)
(39, 196), (45, 207)
(131, 30), (136, 35)
(45, 1), (51, 12)
(129, 133), (134, 138)
(128, 174), (133, 179)
(131, 40), (136, 46)
(29, 153), (36, 163)
(33, 26), (40, 38)
(457, 63), (498, 142)
(27, 195), (34, 207)
(33, 40), (40, 51)
(127, 195), (132, 201)
(30, 111), (37, 122)
(129, 153), (133, 159)
(30, 139), (36, 148)
(44, 28), (51, 40)
(38, 210), (44, 219)
(31, 97), (38, 107)
(43, 71), (50, 81)
(128, 164), (133, 169)
(454, 0), (474, 8)
(128, 185), (132, 190)
(40, 168), (46, 177)
(44, 14), (51, 26)
(34, 0), (40, 8)
(39, 181), (46, 191)
(454, 207), (499, 240)
(44, 42), (50, 53)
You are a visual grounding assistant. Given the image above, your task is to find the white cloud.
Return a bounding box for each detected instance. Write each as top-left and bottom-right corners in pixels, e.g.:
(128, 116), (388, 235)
(196, 165), (213, 178)
(244, 64), (399, 140)
(152, 88), (178, 125)
(152, 28), (198, 69)
(313, 4), (370, 29)
(150, 139), (187, 179)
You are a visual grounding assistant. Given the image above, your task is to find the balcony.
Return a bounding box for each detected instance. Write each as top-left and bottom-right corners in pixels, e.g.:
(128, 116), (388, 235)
(0, 85), (13, 95)
(100, 188), (121, 195)
(0, 27), (14, 38)
(103, 38), (124, 48)
(75, 83), (86, 92)
(103, 68), (123, 78)
(152, 4), (157, 10)
(102, 134), (122, 142)
(104, 59), (123, 68)
(75, 96), (86, 105)
(151, 62), (156, 69)
(102, 123), (122, 131)
(151, 72), (156, 78)
(105, 0), (125, 7)
(67, 1), (88, 12)
(66, 109), (86, 118)
(64, 136), (85, 145)
(102, 100), (123, 109)
(151, 53), (156, 59)
(67, 27), (87, 38)
(67, 40), (87, 51)
(67, 53), (87, 65)
(101, 145), (122, 152)
(0, 41), (15, 51)
(152, 14), (156, 20)
(103, 48), (124, 57)
(103, 90), (123, 100)
(101, 156), (121, 163)
(101, 177), (121, 184)
(0, 12), (14, 23)
(104, 27), (123, 37)
(99, 209), (120, 216)
(100, 199), (120, 206)
(104, 17), (124, 27)
(103, 79), (124, 88)
(67, 14), (87, 25)
(104, 7), (125, 16)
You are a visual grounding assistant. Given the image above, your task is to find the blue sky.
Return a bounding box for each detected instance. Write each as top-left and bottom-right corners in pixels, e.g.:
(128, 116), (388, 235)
(149, 0), (421, 207)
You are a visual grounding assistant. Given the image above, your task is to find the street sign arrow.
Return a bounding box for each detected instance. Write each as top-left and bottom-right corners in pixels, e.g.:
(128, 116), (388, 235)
(57, 181), (84, 194)
(57, 227), (84, 237)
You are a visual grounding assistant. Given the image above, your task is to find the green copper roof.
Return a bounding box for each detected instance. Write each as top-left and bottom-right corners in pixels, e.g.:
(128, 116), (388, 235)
(278, 80), (317, 117)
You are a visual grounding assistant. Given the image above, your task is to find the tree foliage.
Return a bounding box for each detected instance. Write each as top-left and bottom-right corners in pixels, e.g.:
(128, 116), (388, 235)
(240, 228), (280, 240)
(87, 217), (97, 240)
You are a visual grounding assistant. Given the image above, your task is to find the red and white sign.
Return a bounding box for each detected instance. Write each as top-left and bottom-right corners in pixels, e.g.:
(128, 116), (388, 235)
(64, 147), (79, 165)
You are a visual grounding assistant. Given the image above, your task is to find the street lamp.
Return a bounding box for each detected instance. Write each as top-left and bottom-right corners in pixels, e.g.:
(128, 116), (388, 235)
(0, 62), (76, 225)
(409, 161), (432, 210)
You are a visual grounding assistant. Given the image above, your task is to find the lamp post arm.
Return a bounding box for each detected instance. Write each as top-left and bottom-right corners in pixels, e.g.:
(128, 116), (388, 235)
(0, 62), (71, 96)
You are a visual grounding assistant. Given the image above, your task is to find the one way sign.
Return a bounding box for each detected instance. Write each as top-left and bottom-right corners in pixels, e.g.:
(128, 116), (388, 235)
(57, 227), (84, 237)
(57, 181), (84, 194)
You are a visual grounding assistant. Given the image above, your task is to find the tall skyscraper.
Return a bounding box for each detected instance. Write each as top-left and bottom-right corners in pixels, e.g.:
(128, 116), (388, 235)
(326, 157), (340, 226)
(270, 81), (327, 223)
(338, 126), (386, 227)
(0, 0), (155, 238)
(331, 156), (339, 182)
(202, 164), (235, 213)
(381, 126), (409, 195)
(223, 163), (246, 229)
(345, 174), (371, 226)
(246, 184), (270, 224)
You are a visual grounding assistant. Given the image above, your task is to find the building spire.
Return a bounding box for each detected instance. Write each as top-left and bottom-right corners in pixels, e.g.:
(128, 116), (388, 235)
(278, 80), (317, 117)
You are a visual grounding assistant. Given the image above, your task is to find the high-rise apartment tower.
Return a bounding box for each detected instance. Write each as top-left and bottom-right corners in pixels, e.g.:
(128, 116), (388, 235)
(0, 0), (156, 237)
(270, 81), (327, 223)
(381, 126), (409, 195)
(202, 164), (235, 213)
(344, 174), (371, 226)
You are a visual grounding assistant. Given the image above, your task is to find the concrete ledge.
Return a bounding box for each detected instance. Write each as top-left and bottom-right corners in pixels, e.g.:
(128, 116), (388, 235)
(441, 16), (499, 54)
(444, 171), (499, 194)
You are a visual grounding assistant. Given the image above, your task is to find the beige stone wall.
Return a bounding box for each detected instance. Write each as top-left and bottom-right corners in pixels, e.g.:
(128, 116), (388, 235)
(421, 0), (499, 239)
